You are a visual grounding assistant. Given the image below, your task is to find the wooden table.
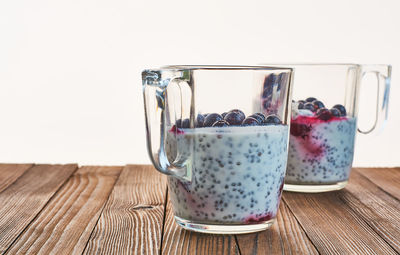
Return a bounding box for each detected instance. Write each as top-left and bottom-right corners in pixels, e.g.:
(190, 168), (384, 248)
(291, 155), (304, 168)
(0, 164), (398, 254)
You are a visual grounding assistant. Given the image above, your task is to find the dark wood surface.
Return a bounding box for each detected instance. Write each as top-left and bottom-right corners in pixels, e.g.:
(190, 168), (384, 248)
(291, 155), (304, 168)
(0, 164), (399, 254)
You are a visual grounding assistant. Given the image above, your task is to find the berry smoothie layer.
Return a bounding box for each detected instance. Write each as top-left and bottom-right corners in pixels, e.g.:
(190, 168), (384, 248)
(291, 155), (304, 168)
(165, 110), (289, 224)
(285, 98), (357, 185)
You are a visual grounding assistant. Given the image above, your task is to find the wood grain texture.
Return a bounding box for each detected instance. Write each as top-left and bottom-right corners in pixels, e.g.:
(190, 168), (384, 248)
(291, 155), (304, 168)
(235, 201), (318, 255)
(0, 164), (77, 253)
(355, 167), (400, 200)
(283, 188), (397, 254)
(5, 166), (122, 255)
(0, 164), (33, 193)
(341, 169), (400, 252)
(0, 165), (398, 254)
(161, 195), (239, 255)
(83, 165), (167, 255)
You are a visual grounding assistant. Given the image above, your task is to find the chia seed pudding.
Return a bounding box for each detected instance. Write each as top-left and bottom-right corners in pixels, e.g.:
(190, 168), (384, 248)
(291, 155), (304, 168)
(165, 110), (289, 225)
(285, 98), (357, 185)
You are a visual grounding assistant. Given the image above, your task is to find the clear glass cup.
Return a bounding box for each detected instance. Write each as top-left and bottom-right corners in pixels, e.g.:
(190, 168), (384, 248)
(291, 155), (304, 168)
(142, 65), (294, 234)
(261, 63), (391, 193)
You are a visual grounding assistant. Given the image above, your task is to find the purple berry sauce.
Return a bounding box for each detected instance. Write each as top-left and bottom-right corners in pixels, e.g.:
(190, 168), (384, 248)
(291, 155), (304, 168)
(286, 102), (357, 185)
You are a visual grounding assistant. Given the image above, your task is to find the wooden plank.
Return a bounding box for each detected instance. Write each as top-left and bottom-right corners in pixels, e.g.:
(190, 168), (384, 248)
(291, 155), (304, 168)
(355, 168), (400, 201)
(83, 165), (167, 255)
(0, 164), (77, 253)
(161, 195), (239, 255)
(5, 166), (122, 255)
(0, 164), (33, 193)
(339, 169), (400, 253)
(283, 186), (397, 255)
(235, 201), (318, 255)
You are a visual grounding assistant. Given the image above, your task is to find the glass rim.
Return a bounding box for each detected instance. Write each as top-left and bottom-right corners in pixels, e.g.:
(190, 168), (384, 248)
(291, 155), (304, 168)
(260, 62), (360, 67)
(156, 65), (294, 72)
(259, 63), (391, 68)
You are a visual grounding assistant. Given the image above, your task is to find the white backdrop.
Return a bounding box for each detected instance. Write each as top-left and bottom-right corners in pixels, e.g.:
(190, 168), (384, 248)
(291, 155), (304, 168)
(0, 0), (398, 166)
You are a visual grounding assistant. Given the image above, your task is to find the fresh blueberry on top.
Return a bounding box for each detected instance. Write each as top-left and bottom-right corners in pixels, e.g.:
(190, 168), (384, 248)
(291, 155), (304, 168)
(181, 118), (190, 128)
(303, 102), (316, 112)
(316, 108), (332, 121)
(224, 111), (245, 126)
(175, 119), (182, 128)
(298, 100), (306, 104)
(313, 100), (325, 111)
(229, 109), (245, 120)
(264, 115), (281, 125)
(249, 113), (265, 123)
(196, 114), (205, 127)
(255, 112), (266, 119)
(333, 104), (347, 116)
(298, 101), (305, 109)
(203, 113), (223, 127)
(212, 120), (230, 127)
(221, 112), (228, 118)
(305, 97), (317, 102)
(330, 108), (341, 117)
(242, 117), (259, 126)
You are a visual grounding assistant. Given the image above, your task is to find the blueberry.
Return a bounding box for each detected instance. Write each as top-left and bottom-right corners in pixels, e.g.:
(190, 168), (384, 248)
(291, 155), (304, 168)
(212, 120), (230, 127)
(224, 111), (245, 126)
(313, 100), (325, 111)
(333, 104), (347, 116)
(298, 102), (305, 109)
(330, 108), (341, 117)
(175, 119), (182, 128)
(316, 108), (332, 121)
(242, 117), (259, 126)
(229, 109), (245, 120)
(196, 114), (205, 127)
(255, 112), (266, 120)
(303, 102), (316, 112)
(182, 118), (190, 128)
(249, 113), (265, 123)
(203, 113), (223, 127)
(221, 112), (228, 118)
(264, 115), (281, 125)
(305, 97), (317, 102)
(298, 100), (306, 104)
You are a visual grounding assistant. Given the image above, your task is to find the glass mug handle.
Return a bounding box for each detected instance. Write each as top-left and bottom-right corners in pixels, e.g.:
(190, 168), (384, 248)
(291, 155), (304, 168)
(357, 65), (392, 134)
(142, 69), (191, 181)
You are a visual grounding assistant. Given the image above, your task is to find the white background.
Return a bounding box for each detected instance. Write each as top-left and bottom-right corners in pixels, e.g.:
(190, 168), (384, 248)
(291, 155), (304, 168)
(0, 0), (398, 166)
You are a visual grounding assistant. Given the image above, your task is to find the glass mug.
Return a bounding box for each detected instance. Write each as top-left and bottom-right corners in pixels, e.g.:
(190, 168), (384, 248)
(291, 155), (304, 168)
(261, 64), (391, 193)
(142, 65), (293, 234)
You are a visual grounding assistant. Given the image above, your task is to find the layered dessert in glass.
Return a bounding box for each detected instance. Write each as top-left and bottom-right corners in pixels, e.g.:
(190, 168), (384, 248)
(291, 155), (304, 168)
(166, 109), (288, 224)
(285, 98), (356, 187)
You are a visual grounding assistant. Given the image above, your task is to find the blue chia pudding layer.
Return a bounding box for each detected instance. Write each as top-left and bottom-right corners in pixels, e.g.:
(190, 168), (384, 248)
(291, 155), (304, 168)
(165, 125), (289, 224)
